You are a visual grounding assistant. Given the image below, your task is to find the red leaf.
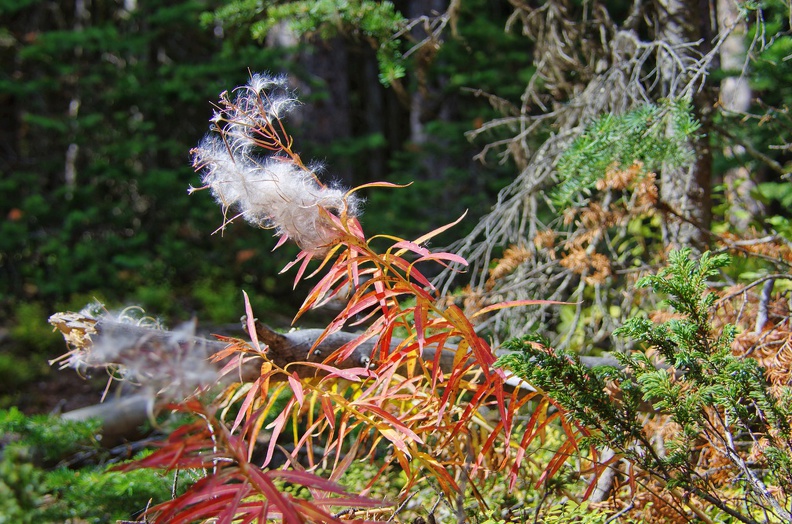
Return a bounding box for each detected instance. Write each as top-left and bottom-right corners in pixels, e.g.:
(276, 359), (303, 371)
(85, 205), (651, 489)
(217, 481), (252, 524)
(321, 396), (335, 430)
(268, 469), (346, 494)
(246, 468), (303, 524)
(582, 449), (617, 500)
(537, 439), (577, 488)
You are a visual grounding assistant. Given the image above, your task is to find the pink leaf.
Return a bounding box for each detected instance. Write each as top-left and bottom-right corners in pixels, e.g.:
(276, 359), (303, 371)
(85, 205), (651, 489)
(391, 240), (431, 257)
(279, 249), (308, 275)
(279, 250), (313, 289)
(272, 233), (290, 251)
(231, 377), (261, 435)
(330, 317), (385, 362)
(414, 251), (469, 268)
(287, 372), (304, 407)
(263, 398), (295, 468)
(389, 256), (435, 290)
(300, 362), (373, 382)
(412, 210), (467, 246)
(242, 291), (262, 354)
(292, 251), (313, 288)
(414, 300), (428, 354)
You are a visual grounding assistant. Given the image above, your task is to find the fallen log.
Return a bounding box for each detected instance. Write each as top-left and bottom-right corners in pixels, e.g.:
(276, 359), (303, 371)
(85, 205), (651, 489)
(50, 313), (461, 435)
(50, 313), (634, 437)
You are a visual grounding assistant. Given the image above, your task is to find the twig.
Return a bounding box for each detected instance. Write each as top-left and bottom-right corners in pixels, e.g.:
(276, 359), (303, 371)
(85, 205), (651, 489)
(605, 501), (635, 523)
(716, 274), (791, 304)
(386, 492), (417, 523)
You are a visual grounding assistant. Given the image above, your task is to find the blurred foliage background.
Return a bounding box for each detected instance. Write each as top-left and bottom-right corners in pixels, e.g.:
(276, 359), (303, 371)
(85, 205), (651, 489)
(1, 0), (790, 411)
(0, 0), (521, 407)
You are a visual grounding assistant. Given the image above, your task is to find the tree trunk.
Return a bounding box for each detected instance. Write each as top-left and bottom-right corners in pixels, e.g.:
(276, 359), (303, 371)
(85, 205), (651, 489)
(656, 0), (714, 250)
(718, 0), (763, 231)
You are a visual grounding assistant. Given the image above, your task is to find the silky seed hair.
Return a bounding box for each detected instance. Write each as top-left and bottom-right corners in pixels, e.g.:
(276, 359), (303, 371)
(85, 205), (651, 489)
(191, 73), (361, 255)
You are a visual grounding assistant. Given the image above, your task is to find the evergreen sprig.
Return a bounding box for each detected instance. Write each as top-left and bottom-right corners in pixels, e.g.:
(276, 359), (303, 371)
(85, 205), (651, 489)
(207, 0), (408, 85)
(553, 99), (700, 206)
(497, 334), (643, 449)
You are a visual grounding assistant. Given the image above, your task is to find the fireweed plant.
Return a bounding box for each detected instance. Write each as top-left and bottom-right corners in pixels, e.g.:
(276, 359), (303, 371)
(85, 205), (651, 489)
(52, 74), (599, 523)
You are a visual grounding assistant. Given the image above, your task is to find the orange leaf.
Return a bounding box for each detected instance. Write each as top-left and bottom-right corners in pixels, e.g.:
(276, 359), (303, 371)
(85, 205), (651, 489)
(412, 210), (468, 246)
(347, 181), (412, 196)
(445, 304), (495, 372)
(470, 299), (572, 319)
(355, 403), (423, 445)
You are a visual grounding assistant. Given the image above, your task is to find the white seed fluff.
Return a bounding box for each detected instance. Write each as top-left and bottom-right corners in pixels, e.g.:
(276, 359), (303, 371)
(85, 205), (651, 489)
(192, 74), (361, 254)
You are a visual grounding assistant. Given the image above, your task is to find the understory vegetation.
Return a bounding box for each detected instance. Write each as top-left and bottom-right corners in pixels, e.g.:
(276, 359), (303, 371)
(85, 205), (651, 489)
(3, 0), (792, 522)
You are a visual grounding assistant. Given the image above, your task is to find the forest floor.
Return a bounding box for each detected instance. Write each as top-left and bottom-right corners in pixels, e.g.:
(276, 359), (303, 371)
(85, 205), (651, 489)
(15, 366), (107, 416)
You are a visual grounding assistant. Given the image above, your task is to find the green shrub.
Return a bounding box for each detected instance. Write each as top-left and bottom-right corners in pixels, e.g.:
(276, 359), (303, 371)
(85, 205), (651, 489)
(498, 250), (792, 522)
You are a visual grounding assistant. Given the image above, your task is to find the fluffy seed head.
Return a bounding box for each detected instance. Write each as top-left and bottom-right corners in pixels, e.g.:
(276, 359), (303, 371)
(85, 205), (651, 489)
(50, 305), (219, 402)
(191, 73), (361, 254)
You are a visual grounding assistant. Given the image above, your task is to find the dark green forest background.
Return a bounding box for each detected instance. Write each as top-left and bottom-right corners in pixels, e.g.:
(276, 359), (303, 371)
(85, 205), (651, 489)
(0, 0), (523, 406)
